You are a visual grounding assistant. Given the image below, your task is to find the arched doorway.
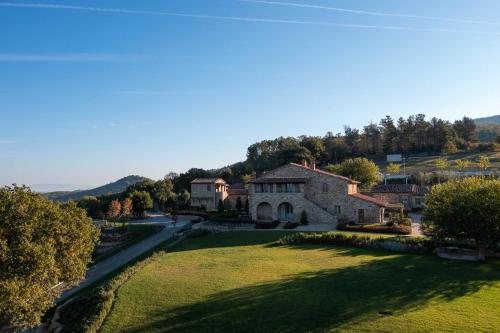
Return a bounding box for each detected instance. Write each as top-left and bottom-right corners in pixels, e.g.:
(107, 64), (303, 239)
(278, 202), (294, 222)
(256, 202), (272, 221)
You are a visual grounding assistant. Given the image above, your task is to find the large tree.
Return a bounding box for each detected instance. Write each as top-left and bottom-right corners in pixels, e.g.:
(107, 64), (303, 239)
(152, 177), (175, 211)
(424, 177), (500, 260)
(326, 158), (380, 188)
(0, 186), (99, 330)
(129, 191), (153, 218)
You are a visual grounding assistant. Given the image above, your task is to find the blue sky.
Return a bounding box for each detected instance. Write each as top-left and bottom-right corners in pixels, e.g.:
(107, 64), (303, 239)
(1, 0), (500, 190)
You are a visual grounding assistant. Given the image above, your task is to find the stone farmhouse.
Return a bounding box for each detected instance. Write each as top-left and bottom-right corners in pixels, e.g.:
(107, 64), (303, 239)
(190, 178), (249, 211)
(249, 162), (395, 225)
(371, 184), (428, 210)
(190, 178), (229, 211)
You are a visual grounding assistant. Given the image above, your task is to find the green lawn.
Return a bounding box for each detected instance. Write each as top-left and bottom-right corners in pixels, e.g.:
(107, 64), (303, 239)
(101, 231), (500, 333)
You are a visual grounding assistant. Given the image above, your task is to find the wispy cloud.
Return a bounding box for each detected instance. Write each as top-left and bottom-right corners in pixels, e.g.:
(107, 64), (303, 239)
(0, 140), (16, 144)
(0, 53), (147, 62)
(1, 2), (500, 35)
(239, 0), (497, 25)
(113, 91), (208, 96)
(109, 122), (138, 129)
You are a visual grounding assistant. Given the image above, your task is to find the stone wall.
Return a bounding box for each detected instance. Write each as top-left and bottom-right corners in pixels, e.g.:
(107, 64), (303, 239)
(191, 183), (216, 210)
(249, 163), (383, 225)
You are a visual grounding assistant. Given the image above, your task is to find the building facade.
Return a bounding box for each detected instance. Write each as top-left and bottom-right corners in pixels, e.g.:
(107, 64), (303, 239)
(190, 178), (229, 211)
(249, 163), (391, 225)
(371, 184), (428, 210)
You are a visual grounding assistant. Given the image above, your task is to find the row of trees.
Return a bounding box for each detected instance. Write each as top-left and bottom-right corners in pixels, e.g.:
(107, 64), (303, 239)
(77, 177), (191, 220)
(243, 115), (484, 173)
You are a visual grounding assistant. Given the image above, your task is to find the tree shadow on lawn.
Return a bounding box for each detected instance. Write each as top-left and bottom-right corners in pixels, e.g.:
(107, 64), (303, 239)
(120, 250), (499, 333)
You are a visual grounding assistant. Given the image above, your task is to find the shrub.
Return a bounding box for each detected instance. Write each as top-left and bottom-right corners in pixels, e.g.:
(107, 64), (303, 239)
(337, 222), (411, 235)
(217, 199), (224, 212)
(300, 210), (308, 225)
(272, 232), (499, 256)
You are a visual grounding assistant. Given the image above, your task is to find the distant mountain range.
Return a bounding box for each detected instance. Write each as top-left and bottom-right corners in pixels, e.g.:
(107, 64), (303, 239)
(44, 175), (149, 202)
(474, 115), (500, 124)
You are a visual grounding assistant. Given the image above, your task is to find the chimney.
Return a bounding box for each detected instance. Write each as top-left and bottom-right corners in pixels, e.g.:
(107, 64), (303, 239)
(302, 160), (308, 168)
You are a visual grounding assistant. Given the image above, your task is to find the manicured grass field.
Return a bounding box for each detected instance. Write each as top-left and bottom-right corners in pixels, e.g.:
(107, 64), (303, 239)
(101, 231), (500, 333)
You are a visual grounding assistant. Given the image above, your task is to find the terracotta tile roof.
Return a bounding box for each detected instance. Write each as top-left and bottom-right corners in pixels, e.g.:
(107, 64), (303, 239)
(227, 188), (249, 196)
(191, 178), (227, 184)
(289, 163), (360, 184)
(349, 192), (390, 207)
(251, 177), (308, 184)
(371, 184), (428, 196)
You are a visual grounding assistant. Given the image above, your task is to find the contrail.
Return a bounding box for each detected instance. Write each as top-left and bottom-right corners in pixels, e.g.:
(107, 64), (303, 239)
(239, 0), (496, 25)
(1, 3), (499, 35)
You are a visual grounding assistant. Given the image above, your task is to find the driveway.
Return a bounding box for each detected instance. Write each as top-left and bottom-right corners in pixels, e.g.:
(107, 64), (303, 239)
(59, 214), (191, 301)
(408, 213), (424, 237)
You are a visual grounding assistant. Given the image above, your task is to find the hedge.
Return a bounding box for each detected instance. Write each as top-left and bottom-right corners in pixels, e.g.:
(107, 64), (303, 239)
(337, 222), (411, 235)
(272, 232), (498, 255)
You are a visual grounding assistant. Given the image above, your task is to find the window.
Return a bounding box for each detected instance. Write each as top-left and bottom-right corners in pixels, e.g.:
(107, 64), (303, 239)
(255, 184), (273, 193)
(276, 184), (284, 193)
(334, 205), (341, 215)
(322, 183), (328, 193)
(207, 184), (211, 191)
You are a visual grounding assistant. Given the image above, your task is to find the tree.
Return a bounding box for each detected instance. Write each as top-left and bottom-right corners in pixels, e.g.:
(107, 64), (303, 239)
(423, 177), (500, 260)
(443, 140), (458, 154)
(454, 159), (470, 172)
(245, 198), (249, 213)
(453, 116), (477, 144)
(177, 190), (191, 209)
(217, 168), (233, 182)
(380, 116), (399, 154)
(300, 210), (308, 225)
(152, 177), (174, 211)
(434, 158), (449, 171)
(477, 155), (491, 172)
(121, 197), (133, 217)
(0, 186), (99, 330)
(326, 158), (380, 188)
(107, 200), (121, 220)
(173, 168), (211, 193)
(130, 191), (153, 218)
(76, 196), (102, 219)
(299, 136), (325, 162)
(434, 158), (449, 183)
(386, 163), (401, 174)
(236, 196), (243, 211)
(218, 199), (224, 212)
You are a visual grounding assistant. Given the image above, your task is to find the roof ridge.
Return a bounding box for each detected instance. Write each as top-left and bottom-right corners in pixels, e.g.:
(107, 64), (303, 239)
(289, 163), (360, 184)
